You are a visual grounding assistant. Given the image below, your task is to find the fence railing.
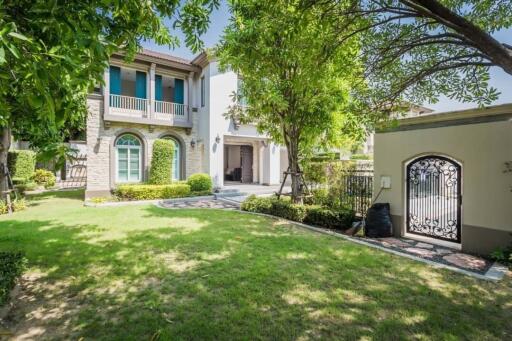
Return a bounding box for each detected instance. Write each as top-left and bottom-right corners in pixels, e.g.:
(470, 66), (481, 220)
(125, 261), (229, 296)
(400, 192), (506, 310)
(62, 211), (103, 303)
(154, 101), (187, 117)
(338, 170), (374, 217)
(110, 94), (149, 114)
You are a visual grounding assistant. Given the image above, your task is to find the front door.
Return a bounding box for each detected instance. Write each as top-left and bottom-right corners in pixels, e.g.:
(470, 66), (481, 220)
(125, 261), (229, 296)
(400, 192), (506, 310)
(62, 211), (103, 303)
(240, 145), (253, 183)
(406, 155), (462, 243)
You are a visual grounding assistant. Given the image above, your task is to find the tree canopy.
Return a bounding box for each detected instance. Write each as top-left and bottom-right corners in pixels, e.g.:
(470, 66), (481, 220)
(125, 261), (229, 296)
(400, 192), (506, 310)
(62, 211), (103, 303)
(0, 0), (218, 193)
(338, 0), (512, 108)
(219, 0), (373, 201)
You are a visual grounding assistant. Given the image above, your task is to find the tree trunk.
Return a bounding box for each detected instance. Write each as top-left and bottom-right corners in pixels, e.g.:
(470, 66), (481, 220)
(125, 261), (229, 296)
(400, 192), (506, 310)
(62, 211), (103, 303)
(286, 136), (303, 204)
(0, 126), (11, 198)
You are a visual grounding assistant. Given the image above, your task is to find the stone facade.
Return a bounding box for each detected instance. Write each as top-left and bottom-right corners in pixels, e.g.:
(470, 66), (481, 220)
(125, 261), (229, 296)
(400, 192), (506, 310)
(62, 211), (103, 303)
(86, 95), (203, 198)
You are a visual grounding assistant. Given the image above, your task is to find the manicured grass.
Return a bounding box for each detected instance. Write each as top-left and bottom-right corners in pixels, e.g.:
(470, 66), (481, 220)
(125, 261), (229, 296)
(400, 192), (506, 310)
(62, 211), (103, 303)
(0, 190), (511, 340)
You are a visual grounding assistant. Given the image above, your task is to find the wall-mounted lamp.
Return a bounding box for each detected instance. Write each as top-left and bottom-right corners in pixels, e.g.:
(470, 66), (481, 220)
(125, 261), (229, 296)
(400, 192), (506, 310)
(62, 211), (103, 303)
(261, 140), (268, 148)
(190, 139), (196, 148)
(215, 134), (221, 144)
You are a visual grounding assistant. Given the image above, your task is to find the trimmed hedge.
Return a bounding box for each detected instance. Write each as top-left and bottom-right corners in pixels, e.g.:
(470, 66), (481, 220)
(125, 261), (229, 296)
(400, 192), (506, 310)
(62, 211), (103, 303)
(303, 205), (355, 230)
(149, 139), (175, 185)
(32, 169), (56, 188)
(114, 183), (191, 201)
(187, 173), (212, 192)
(0, 251), (25, 306)
(8, 150), (36, 181)
(241, 195), (355, 230)
(241, 195), (307, 222)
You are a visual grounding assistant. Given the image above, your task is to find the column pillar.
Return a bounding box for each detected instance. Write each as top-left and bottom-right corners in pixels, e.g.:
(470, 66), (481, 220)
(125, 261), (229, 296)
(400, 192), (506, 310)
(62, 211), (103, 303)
(149, 63), (156, 119)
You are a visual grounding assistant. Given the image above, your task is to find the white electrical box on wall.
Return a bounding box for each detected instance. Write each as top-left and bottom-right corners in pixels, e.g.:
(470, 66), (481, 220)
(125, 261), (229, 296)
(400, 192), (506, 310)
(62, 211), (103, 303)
(380, 176), (391, 189)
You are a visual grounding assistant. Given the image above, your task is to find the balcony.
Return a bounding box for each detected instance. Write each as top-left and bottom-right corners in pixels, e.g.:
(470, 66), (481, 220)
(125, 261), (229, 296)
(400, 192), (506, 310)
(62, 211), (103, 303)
(105, 94), (192, 128)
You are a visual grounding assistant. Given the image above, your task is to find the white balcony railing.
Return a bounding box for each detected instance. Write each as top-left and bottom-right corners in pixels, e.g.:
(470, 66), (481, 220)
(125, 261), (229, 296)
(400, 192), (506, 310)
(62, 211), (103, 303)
(108, 94), (189, 124)
(110, 94), (149, 117)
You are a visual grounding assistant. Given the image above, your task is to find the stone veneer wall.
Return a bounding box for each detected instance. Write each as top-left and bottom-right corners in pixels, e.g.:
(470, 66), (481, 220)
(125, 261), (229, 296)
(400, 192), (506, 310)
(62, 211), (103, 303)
(86, 95), (202, 198)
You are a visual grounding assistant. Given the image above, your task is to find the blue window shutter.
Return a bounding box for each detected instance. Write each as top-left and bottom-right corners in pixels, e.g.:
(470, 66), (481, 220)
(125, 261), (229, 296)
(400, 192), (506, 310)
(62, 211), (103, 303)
(155, 75), (163, 101)
(135, 71), (147, 99)
(109, 66), (121, 95)
(174, 78), (184, 104)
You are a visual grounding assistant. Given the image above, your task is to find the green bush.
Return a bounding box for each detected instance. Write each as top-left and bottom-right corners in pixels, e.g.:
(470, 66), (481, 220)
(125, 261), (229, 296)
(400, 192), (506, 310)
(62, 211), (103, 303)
(302, 162), (327, 186)
(32, 169), (56, 188)
(350, 153), (372, 160)
(241, 195), (307, 222)
(15, 182), (38, 194)
(187, 173), (213, 193)
(0, 251), (26, 306)
(8, 150), (36, 182)
(0, 198), (27, 215)
(304, 205), (355, 230)
(149, 139), (174, 185)
(114, 183), (191, 201)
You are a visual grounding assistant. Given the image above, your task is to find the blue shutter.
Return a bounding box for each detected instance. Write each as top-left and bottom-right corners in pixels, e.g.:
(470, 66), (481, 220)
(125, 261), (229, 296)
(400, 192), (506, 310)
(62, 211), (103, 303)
(174, 78), (184, 104)
(135, 71), (147, 99)
(155, 75), (163, 101)
(109, 66), (121, 95)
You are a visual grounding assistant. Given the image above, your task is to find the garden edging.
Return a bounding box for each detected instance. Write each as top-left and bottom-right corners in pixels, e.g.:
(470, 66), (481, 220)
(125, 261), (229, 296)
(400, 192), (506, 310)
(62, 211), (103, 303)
(234, 210), (508, 281)
(85, 195), (216, 207)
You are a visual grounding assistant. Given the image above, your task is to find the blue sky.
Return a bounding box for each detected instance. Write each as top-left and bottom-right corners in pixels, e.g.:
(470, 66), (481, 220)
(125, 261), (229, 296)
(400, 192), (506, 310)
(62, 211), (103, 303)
(142, 3), (512, 113)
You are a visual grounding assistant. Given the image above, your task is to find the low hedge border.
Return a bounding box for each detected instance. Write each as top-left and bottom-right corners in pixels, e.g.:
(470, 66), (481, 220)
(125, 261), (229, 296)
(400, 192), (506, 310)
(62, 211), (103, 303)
(0, 251), (26, 306)
(241, 195), (355, 230)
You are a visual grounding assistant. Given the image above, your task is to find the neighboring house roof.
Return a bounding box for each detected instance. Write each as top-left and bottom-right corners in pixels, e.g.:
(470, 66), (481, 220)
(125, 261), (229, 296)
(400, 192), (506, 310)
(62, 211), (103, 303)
(140, 49), (195, 66)
(111, 49), (201, 73)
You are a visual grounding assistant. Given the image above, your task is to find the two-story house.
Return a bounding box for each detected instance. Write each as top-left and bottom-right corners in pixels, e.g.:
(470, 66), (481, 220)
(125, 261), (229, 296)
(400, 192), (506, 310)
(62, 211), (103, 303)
(85, 50), (282, 198)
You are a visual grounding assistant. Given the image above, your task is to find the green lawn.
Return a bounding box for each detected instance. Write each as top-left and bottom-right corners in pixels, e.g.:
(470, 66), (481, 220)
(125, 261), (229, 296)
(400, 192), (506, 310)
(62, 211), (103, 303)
(0, 190), (511, 340)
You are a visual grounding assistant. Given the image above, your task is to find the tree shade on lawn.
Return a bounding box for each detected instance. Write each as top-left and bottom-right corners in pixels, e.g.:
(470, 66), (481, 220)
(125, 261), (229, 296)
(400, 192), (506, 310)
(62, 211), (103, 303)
(0, 190), (511, 340)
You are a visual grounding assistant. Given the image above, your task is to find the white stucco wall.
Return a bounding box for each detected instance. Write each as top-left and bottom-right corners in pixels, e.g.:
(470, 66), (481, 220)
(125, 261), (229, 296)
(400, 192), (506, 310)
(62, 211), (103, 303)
(374, 119), (512, 232)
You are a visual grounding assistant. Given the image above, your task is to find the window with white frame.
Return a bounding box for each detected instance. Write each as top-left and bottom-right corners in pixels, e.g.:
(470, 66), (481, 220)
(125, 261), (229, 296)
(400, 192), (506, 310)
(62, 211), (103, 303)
(115, 134), (142, 182)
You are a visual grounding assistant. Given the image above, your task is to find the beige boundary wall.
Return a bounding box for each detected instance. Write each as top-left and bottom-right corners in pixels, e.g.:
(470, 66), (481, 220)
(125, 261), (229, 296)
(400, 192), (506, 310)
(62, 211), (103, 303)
(86, 95), (203, 198)
(374, 104), (512, 255)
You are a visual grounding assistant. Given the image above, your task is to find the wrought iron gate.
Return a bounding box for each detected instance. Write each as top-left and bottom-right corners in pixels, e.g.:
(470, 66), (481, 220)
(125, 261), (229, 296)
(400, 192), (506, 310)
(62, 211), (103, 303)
(406, 155), (462, 243)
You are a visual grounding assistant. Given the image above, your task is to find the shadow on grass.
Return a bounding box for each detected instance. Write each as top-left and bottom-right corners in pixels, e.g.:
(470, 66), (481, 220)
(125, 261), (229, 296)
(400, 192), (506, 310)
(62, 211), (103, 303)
(0, 202), (511, 340)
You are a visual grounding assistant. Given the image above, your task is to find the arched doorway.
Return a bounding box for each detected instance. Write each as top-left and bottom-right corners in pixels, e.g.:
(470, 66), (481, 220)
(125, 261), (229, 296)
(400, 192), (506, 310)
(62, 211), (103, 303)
(406, 155), (462, 243)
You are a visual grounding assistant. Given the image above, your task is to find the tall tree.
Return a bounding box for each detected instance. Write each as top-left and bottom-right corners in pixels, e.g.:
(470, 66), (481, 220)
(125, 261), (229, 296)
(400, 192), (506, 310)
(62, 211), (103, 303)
(337, 0), (512, 107)
(0, 0), (219, 194)
(219, 0), (372, 202)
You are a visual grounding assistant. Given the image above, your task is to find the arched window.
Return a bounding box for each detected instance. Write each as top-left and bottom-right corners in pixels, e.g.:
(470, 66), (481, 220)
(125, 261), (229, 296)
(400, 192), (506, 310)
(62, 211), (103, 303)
(162, 136), (181, 180)
(115, 134), (142, 182)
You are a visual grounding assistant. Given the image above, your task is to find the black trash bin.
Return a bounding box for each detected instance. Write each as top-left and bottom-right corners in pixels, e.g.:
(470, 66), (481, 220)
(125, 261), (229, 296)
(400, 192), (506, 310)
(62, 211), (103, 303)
(365, 203), (393, 238)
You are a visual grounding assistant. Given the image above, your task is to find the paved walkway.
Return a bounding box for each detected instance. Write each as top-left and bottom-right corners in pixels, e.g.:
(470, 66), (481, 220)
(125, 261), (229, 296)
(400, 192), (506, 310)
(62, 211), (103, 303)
(159, 199), (238, 210)
(358, 237), (493, 274)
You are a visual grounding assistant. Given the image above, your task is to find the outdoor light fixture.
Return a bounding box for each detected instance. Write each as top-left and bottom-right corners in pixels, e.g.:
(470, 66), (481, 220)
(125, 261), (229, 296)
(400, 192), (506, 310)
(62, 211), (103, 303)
(261, 140), (268, 148)
(215, 134), (221, 143)
(190, 139), (196, 148)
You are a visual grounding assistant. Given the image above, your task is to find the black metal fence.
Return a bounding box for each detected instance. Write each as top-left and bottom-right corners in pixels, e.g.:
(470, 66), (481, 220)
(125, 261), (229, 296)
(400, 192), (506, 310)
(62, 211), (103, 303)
(338, 170), (374, 217)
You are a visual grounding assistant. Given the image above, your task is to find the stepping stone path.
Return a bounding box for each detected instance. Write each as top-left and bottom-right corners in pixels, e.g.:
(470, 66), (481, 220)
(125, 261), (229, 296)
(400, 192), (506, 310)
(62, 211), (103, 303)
(359, 236), (494, 275)
(159, 199), (238, 210)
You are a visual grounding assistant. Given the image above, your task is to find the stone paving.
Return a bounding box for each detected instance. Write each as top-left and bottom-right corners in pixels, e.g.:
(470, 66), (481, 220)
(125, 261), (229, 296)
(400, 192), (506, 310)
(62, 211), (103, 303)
(360, 237), (493, 274)
(159, 199), (238, 210)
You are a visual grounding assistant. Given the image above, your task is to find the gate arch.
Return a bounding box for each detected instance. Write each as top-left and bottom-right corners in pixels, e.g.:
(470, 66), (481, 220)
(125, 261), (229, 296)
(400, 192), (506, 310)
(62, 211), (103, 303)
(406, 155), (462, 243)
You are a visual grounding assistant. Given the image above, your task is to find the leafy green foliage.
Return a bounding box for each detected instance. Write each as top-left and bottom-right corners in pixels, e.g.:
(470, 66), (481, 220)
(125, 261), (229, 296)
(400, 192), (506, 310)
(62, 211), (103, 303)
(219, 0), (374, 201)
(0, 198), (28, 215)
(0, 0), (219, 190)
(114, 184), (191, 201)
(187, 173), (213, 192)
(350, 154), (372, 161)
(0, 251), (26, 306)
(15, 182), (38, 194)
(149, 139), (175, 185)
(7, 150), (36, 181)
(32, 169), (56, 188)
(347, 0), (512, 108)
(241, 195), (355, 229)
(241, 195), (307, 222)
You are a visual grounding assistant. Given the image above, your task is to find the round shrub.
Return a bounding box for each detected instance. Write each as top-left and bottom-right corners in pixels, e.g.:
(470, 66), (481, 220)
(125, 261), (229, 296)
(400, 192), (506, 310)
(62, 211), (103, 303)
(7, 150), (36, 182)
(187, 173), (212, 193)
(32, 169), (56, 188)
(149, 139), (175, 185)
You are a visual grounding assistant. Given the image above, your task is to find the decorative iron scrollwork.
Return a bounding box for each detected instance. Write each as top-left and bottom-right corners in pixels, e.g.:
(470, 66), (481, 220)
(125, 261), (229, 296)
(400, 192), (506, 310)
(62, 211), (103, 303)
(406, 156), (461, 243)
